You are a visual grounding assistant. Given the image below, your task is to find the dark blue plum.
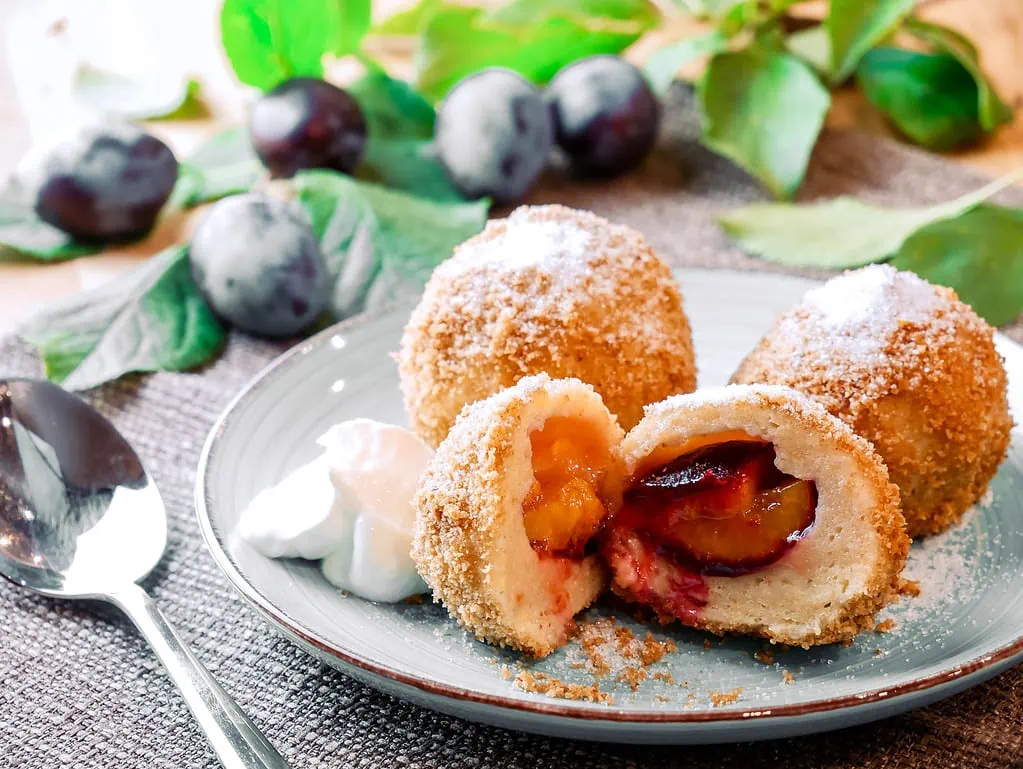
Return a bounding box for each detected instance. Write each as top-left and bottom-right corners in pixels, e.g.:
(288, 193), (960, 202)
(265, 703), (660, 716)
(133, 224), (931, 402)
(189, 193), (329, 338)
(545, 56), (660, 176)
(32, 123), (178, 242)
(249, 77), (367, 178)
(435, 69), (553, 203)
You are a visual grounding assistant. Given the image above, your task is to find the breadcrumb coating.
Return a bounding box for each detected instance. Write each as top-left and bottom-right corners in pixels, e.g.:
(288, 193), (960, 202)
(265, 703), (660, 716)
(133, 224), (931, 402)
(732, 265), (1012, 537)
(398, 204), (696, 447)
(412, 374), (625, 657)
(612, 384), (909, 648)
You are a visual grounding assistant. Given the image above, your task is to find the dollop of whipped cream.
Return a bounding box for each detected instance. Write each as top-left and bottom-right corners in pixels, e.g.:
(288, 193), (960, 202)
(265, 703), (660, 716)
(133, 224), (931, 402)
(237, 419), (432, 603)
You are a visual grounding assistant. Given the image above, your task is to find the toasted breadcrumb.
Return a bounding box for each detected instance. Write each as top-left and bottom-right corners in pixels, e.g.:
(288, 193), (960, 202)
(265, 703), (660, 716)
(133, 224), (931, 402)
(704, 639), (712, 650)
(782, 670), (795, 685)
(875, 618), (896, 633)
(500, 666), (513, 680)
(899, 578), (922, 597)
(514, 671), (613, 705)
(754, 649), (774, 665)
(616, 667), (648, 691)
(709, 688), (743, 707)
(652, 671), (676, 685)
(403, 594), (425, 605)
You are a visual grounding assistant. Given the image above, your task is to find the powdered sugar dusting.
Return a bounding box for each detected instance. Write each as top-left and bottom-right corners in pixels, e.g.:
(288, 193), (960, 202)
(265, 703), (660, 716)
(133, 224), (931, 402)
(887, 508), (982, 627)
(735, 264), (993, 416)
(456, 218), (594, 272)
(798, 264), (954, 364)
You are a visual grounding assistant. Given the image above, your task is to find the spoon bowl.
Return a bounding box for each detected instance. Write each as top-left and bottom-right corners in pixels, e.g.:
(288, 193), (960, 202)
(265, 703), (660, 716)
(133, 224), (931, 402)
(0, 379), (166, 597)
(0, 378), (290, 769)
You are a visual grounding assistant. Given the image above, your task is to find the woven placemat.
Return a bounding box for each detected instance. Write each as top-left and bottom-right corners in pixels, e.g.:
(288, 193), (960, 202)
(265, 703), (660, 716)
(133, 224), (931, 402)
(3, 90), (1023, 769)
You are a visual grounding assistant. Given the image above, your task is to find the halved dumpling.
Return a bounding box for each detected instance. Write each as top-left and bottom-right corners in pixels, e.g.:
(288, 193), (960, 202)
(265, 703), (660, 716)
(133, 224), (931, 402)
(412, 374), (625, 657)
(602, 384), (909, 648)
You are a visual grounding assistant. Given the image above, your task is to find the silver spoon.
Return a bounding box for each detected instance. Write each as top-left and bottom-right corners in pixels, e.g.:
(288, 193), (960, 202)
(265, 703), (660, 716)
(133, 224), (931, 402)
(0, 378), (291, 769)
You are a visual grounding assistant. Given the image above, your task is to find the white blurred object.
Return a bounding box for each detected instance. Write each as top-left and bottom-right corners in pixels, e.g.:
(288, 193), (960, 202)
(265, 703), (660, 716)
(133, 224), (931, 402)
(4, 0), (240, 145)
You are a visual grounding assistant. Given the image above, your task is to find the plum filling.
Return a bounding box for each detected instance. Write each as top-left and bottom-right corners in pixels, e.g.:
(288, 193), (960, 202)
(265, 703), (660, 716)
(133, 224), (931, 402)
(612, 440), (817, 578)
(522, 416), (617, 558)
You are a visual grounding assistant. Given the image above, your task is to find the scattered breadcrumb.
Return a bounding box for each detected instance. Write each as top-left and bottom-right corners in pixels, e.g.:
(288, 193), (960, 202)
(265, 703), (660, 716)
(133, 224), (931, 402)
(874, 649), (883, 656)
(875, 619), (896, 634)
(403, 594), (425, 605)
(575, 617), (678, 681)
(500, 665), (513, 680)
(640, 633), (677, 664)
(898, 578), (922, 598)
(652, 671), (675, 685)
(782, 670), (795, 685)
(754, 649), (774, 665)
(709, 688), (743, 707)
(514, 671), (613, 705)
(655, 695), (671, 703)
(616, 667), (648, 691)
(703, 639), (712, 650)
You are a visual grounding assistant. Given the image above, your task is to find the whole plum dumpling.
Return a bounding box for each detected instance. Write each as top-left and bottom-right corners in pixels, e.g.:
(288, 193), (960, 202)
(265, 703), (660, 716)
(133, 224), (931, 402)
(732, 264), (1012, 538)
(398, 204), (697, 447)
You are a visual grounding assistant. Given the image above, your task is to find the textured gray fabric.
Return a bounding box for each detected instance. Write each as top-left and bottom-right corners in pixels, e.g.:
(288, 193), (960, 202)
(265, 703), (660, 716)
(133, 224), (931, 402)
(2, 90), (1023, 768)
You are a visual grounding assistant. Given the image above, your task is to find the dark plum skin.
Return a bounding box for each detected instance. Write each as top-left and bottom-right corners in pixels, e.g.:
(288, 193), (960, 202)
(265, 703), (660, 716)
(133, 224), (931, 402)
(249, 77), (367, 178)
(545, 55), (660, 177)
(435, 68), (553, 203)
(189, 193), (330, 338)
(32, 123), (178, 242)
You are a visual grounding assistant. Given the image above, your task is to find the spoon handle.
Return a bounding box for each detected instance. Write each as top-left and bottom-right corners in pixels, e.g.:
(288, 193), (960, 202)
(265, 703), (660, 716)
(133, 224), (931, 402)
(108, 583), (293, 769)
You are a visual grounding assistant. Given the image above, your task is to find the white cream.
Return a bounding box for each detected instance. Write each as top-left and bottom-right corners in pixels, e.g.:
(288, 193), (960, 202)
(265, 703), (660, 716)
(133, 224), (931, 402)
(237, 419), (432, 603)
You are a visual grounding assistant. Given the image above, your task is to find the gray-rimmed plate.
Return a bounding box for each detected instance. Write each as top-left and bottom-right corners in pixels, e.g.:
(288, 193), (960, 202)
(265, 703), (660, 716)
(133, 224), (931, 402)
(196, 268), (1023, 744)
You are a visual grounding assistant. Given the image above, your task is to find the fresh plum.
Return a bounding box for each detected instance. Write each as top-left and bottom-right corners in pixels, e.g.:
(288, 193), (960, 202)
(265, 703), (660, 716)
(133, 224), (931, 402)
(31, 123), (178, 242)
(435, 68), (553, 203)
(188, 193), (329, 338)
(545, 56), (660, 176)
(249, 77), (367, 178)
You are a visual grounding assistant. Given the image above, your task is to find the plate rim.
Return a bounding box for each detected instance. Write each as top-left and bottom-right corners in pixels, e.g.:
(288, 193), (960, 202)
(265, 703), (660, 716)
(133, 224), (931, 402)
(195, 267), (1023, 725)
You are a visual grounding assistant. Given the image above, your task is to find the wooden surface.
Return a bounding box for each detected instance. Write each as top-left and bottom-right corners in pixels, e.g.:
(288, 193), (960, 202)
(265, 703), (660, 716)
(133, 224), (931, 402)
(1, 0), (1022, 332)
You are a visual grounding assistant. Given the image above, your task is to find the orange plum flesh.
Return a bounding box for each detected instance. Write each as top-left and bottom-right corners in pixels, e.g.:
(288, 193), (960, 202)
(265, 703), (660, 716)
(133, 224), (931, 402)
(523, 416), (616, 557)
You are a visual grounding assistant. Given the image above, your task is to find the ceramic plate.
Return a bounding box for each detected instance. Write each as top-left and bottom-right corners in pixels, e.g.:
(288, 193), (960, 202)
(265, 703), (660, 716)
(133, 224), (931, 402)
(196, 268), (1023, 745)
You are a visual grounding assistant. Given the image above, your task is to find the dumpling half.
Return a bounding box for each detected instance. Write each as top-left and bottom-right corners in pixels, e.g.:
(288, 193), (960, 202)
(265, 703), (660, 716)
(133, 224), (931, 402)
(602, 384), (909, 648)
(413, 374), (625, 657)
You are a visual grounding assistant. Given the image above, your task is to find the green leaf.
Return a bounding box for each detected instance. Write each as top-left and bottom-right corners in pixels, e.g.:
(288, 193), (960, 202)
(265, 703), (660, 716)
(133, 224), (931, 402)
(220, 0), (371, 90)
(172, 128), (265, 207)
(370, 0), (446, 35)
(858, 48), (982, 151)
(719, 167), (1023, 268)
(292, 170), (488, 315)
(415, 1), (659, 100)
(699, 49), (830, 199)
(669, 0), (745, 19)
(347, 70), (435, 139)
(357, 139), (463, 201)
(826, 0), (916, 83)
(645, 31), (727, 95)
(71, 65), (203, 120)
(19, 245), (225, 390)
(786, 26), (831, 76)
(890, 205), (1023, 326)
(0, 181), (100, 261)
(905, 18), (1012, 131)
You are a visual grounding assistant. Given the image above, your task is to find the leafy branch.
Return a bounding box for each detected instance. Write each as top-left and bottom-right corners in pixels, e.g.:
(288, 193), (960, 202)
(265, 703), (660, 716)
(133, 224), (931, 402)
(646, 0), (1012, 197)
